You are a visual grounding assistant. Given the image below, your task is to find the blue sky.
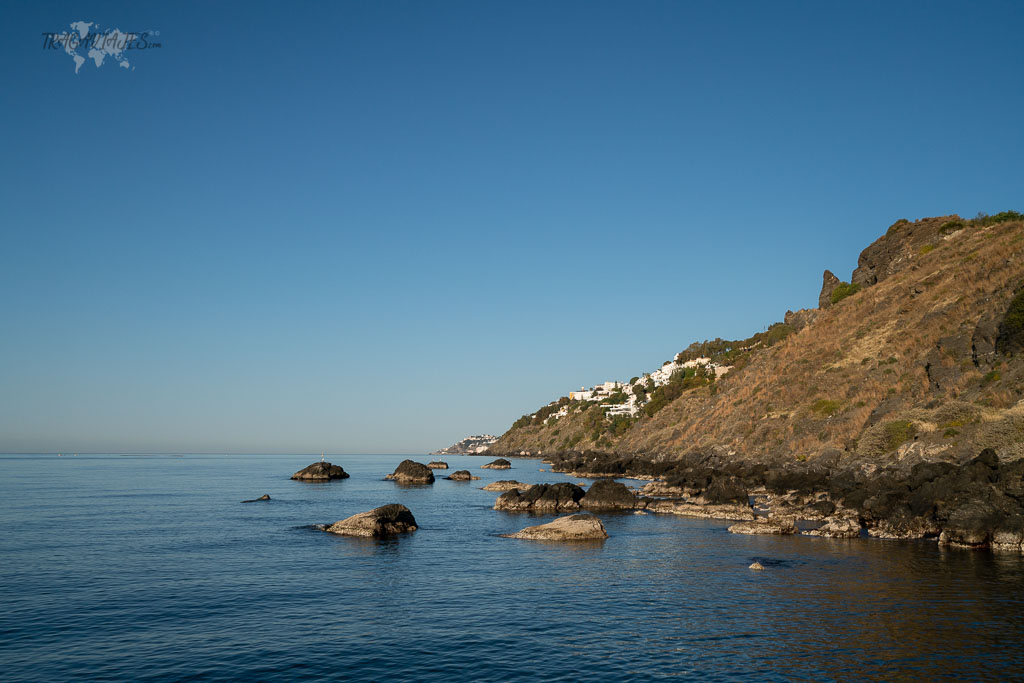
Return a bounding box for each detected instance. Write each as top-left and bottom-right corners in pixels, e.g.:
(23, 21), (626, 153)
(1, 1), (1022, 454)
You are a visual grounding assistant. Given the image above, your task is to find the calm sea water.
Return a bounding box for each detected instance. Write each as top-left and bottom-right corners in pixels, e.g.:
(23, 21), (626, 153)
(1, 453), (1023, 681)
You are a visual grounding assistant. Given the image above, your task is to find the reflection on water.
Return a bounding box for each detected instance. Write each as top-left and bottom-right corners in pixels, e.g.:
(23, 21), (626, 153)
(0, 453), (1022, 681)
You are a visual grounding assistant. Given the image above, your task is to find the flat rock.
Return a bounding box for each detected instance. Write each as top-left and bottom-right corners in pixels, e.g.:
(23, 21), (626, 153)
(241, 494), (271, 503)
(385, 459), (435, 484)
(503, 514), (608, 541)
(445, 470), (480, 481)
(482, 458), (512, 470)
(643, 499), (755, 521)
(728, 516), (798, 535)
(804, 515), (862, 538)
(291, 461), (350, 481)
(326, 504), (418, 538)
(427, 461), (449, 469)
(482, 480), (532, 492)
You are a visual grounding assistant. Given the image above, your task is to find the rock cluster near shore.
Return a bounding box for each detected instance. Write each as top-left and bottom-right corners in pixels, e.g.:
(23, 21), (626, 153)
(326, 504), (418, 538)
(291, 461), (350, 481)
(386, 459), (435, 484)
(494, 480), (637, 513)
(503, 514), (608, 541)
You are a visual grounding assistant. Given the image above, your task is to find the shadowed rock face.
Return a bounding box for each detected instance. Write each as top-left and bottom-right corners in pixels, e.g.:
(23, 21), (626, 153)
(445, 470), (479, 481)
(291, 462), (350, 481)
(482, 458), (512, 470)
(386, 459), (435, 484)
(503, 514), (608, 541)
(494, 483), (585, 512)
(325, 504), (418, 538)
(427, 461), (449, 469)
(818, 269), (841, 309)
(580, 479), (636, 510)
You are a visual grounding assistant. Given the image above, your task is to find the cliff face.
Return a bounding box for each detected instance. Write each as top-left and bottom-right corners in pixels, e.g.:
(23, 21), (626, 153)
(490, 214), (1024, 464)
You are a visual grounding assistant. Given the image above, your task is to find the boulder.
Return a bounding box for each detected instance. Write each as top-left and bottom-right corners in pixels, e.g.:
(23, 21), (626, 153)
(581, 479), (637, 510)
(291, 461), (350, 481)
(728, 516), (798, 535)
(482, 480), (533, 492)
(385, 459), (435, 484)
(749, 562), (765, 571)
(804, 515), (862, 538)
(494, 483), (585, 512)
(503, 514), (608, 541)
(445, 470), (479, 481)
(482, 458), (512, 470)
(427, 461), (449, 469)
(325, 504), (418, 538)
(241, 494), (271, 503)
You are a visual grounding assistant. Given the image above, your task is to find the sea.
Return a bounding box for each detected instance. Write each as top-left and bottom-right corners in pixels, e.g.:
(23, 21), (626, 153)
(2, 453), (1023, 681)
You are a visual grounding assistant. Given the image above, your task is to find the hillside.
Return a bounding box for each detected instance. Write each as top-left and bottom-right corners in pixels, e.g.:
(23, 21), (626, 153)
(489, 212), (1024, 465)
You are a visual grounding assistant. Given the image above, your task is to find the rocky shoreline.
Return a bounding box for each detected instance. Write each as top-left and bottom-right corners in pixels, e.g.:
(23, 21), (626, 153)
(482, 448), (1024, 552)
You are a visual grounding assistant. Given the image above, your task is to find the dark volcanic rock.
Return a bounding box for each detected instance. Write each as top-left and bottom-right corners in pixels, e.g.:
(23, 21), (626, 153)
(580, 479), (637, 510)
(325, 504), (418, 538)
(291, 461), (350, 481)
(386, 459), (435, 484)
(482, 458), (512, 470)
(241, 494), (271, 503)
(818, 269), (842, 309)
(445, 470), (479, 481)
(494, 482), (585, 512)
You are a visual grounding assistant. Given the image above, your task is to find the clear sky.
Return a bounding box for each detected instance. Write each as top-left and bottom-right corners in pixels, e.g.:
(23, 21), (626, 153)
(1, 1), (1022, 454)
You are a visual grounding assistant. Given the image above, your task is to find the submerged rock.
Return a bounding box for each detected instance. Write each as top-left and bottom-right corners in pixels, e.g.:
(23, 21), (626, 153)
(728, 516), (798, 535)
(482, 480), (533, 492)
(241, 494), (271, 503)
(503, 514), (608, 541)
(580, 479), (637, 510)
(427, 461), (449, 469)
(291, 461), (350, 481)
(386, 459), (435, 484)
(482, 458), (512, 470)
(445, 470), (480, 481)
(494, 483), (585, 512)
(325, 504), (418, 538)
(749, 562), (765, 571)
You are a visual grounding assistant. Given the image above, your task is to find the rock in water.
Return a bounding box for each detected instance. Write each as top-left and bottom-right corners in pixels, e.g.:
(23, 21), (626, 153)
(241, 494), (271, 503)
(728, 516), (798, 535)
(483, 480), (533, 492)
(386, 459), (435, 484)
(481, 458), (512, 470)
(325, 504), (418, 538)
(749, 562), (765, 571)
(494, 483), (585, 511)
(427, 461), (449, 469)
(581, 479), (637, 510)
(503, 514), (608, 541)
(291, 461), (350, 481)
(445, 470), (479, 481)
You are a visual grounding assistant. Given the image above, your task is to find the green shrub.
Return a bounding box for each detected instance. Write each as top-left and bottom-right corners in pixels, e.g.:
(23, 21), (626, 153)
(884, 420), (917, 450)
(943, 428), (960, 438)
(887, 218), (910, 234)
(919, 244), (935, 255)
(830, 282), (862, 305)
(810, 399), (841, 417)
(970, 210), (1023, 227)
(939, 220), (965, 235)
(981, 370), (1001, 385)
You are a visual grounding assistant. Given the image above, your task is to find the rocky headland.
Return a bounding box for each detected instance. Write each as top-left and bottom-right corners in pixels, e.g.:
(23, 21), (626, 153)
(482, 212), (1024, 552)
